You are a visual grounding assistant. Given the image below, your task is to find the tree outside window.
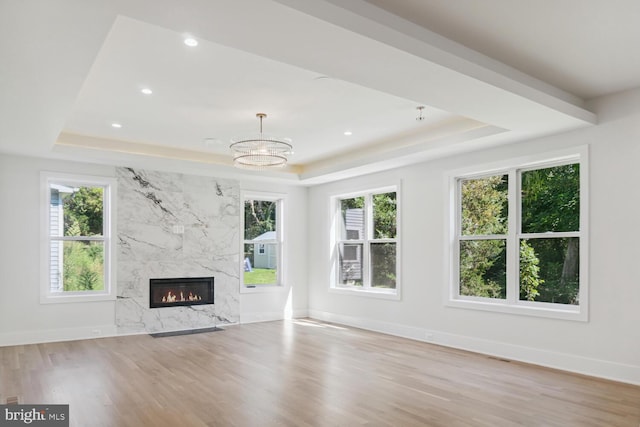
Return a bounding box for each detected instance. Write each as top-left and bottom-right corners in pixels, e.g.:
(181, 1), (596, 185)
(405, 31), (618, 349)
(335, 187), (398, 294)
(455, 159), (583, 313)
(242, 195), (283, 287)
(42, 172), (116, 303)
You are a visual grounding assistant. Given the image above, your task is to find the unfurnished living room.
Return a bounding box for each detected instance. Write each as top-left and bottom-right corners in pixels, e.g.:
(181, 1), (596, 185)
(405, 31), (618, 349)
(1, 1), (640, 426)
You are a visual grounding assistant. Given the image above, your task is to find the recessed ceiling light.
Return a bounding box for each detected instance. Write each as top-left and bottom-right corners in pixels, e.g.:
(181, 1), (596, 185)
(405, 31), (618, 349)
(184, 37), (198, 47)
(140, 88), (153, 95)
(344, 131), (353, 136)
(111, 123), (122, 128)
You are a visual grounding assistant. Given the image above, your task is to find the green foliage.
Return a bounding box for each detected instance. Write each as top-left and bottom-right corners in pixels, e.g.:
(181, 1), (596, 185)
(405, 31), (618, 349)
(341, 196), (364, 213)
(522, 165), (580, 304)
(62, 241), (104, 291)
(59, 186), (105, 291)
(339, 193), (397, 288)
(371, 243), (396, 289)
(526, 238), (579, 305)
(78, 270), (98, 290)
(244, 200), (276, 240)
(62, 187), (104, 236)
(461, 175), (508, 235)
(519, 240), (542, 301)
(244, 268), (277, 285)
(459, 175), (508, 298)
(459, 164), (579, 304)
(372, 193), (397, 288)
(459, 240), (505, 298)
(243, 200), (277, 267)
(373, 192), (396, 239)
(522, 164), (579, 233)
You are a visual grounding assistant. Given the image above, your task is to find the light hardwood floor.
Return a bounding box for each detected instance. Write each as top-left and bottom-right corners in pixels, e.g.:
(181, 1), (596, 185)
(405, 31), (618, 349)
(1, 320), (639, 427)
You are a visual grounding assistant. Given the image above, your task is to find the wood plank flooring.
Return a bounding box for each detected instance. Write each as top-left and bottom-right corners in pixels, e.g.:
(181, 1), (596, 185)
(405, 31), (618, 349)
(1, 319), (639, 426)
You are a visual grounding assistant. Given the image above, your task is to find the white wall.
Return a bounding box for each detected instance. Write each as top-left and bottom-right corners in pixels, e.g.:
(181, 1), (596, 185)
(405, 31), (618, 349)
(237, 179), (308, 323)
(0, 156), (118, 344)
(0, 155), (308, 345)
(2, 88), (638, 383)
(307, 88), (640, 385)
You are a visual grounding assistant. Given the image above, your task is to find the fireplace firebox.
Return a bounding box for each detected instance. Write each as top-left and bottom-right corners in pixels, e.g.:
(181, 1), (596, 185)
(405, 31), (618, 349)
(149, 277), (214, 308)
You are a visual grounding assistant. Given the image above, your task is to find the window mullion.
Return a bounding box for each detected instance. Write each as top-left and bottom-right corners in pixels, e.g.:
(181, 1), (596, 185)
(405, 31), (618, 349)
(506, 169), (519, 304)
(520, 231), (580, 239)
(459, 234), (508, 241)
(52, 236), (105, 242)
(363, 193), (373, 289)
(453, 178), (462, 299)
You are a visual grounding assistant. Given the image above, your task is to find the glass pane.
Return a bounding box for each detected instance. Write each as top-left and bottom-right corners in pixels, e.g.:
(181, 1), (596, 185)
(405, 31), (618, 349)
(520, 238), (579, 305)
(341, 197), (365, 240)
(50, 184), (104, 237)
(339, 243), (363, 286)
(371, 243), (396, 289)
(244, 200), (277, 240)
(459, 240), (506, 299)
(243, 243), (277, 285)
(54, 241), (105, 292)
(521, 163), (579, 233)
(461, 175), (508, 236)
(373, 192), (397, 239)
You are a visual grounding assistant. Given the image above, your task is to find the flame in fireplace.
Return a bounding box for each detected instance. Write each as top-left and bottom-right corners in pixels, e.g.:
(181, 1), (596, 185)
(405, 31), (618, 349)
(161, 291), (203, 303)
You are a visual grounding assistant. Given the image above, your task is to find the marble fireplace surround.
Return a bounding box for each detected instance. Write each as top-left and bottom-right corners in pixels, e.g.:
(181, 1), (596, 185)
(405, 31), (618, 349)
(115, 167), (240, 334)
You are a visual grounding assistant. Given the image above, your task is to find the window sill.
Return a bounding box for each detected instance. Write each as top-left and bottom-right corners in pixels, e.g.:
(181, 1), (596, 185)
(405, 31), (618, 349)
(240, 284), (287, 294)
(445, 298), (587, 321)
(329, 287), (400, 301)
(40, 292), (116, 304)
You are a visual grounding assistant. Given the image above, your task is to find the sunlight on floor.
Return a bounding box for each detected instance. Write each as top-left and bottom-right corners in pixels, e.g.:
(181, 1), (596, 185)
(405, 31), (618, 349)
(292, 319), (348, 330)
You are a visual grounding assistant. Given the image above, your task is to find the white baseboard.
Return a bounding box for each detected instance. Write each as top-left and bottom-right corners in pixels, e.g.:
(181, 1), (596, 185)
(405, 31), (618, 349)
(0, 325), (118, 347)
(241, 308), (308, 324)
(0, 310), (311, 345)
(308, 309), (640, 386)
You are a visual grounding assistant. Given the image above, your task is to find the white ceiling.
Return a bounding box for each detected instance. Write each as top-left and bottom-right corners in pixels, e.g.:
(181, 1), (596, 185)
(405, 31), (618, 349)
(365, 0), (640, 99)
(64, 16), (456, 166)
(1, 0), (637, 184)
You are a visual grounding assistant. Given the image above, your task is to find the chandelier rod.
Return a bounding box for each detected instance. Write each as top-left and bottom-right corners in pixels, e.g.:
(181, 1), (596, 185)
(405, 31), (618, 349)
(257, 113), (266, 134)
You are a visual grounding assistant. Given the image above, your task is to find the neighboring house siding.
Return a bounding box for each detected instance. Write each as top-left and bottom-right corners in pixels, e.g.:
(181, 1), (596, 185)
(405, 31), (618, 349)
(252, 231), (277, 269)
(50, 189), (62, 291)
(342, 208), (363, 281)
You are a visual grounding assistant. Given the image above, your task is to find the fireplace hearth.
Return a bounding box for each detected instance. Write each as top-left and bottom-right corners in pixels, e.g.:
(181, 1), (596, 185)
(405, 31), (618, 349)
(149, 277), (214, 308)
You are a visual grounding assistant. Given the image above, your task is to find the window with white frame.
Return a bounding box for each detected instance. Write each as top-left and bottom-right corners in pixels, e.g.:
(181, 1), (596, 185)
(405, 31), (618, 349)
(333, 186), (399, 295)
(41, 172), (116, 303)
(242, 193), (283, 288)
(448, 148), (588, 320)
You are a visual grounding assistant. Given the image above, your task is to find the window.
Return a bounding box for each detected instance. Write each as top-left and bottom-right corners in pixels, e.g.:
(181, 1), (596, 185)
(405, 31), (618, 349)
(40, 172), (117, 303)
(448, 148), (588, 320)
(242, 192), (284, 289)
(332, 186), (399, 298)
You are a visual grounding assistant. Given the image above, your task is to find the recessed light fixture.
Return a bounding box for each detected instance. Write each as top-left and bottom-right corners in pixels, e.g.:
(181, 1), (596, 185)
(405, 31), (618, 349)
(111, 123), (122, 128)
(140, 88), (153, 95)
(184, 37), (198, 47)
(344, 131), (353, 136)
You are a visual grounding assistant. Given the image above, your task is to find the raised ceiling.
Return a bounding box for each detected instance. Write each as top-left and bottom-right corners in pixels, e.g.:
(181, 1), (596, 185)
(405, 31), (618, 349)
(3, 0), (635, 184)
(365, 0), (640, 99)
